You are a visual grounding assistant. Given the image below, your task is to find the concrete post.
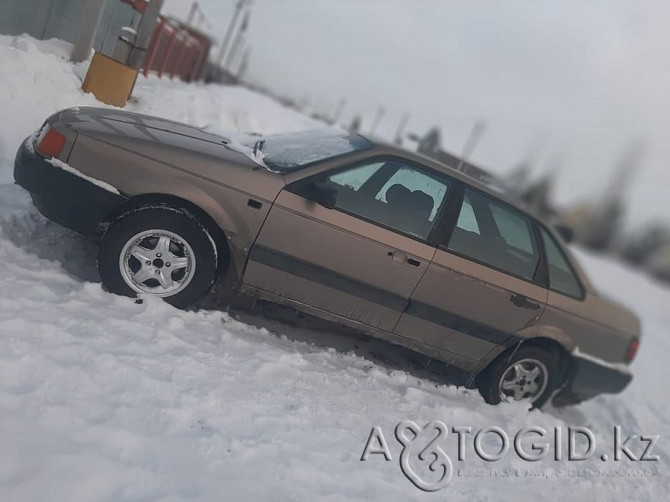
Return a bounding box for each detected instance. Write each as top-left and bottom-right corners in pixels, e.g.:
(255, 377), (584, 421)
(70, 0), (107, 62)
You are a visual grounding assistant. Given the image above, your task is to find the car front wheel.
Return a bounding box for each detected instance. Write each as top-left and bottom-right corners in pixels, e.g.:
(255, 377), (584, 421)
(477, 346), (560, 408)
(98, 205), (218, 309)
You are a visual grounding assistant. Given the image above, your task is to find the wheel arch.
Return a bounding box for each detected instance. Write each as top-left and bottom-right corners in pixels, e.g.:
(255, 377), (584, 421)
(476, 335), (574, 407)
(521, 337), (571, 366)
(103, 193), (231, 275)
(493, 336), (573, 385)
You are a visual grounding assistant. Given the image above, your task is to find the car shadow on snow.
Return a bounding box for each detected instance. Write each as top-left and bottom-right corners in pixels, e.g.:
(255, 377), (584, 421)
(2, 211), (630, 414)
(222, 297), (475, 391)
(1, 205), (100, 283)
(2, 206), (473, 393)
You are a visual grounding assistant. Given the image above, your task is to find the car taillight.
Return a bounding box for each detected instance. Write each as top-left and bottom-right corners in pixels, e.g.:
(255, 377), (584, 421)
(624, 337), (639, 363)
(36, 127), (66, 157)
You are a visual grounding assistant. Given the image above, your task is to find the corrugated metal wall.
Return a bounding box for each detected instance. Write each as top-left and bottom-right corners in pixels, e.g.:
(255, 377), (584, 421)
(93, 1), (142, 55)
(0, 0), (142, 57)
(0, 0), (84, 43)
(1, 1), (210, 82)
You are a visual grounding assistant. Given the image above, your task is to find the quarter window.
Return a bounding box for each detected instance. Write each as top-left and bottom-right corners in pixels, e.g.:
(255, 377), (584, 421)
(540, 227), (583, 298)
(323, 160), (450, 240)
(456, 194), (480, 234)
(447, 189), (540, 280)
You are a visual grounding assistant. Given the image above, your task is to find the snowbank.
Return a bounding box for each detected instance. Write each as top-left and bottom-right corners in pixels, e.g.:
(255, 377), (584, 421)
(0, 35), (667, 501)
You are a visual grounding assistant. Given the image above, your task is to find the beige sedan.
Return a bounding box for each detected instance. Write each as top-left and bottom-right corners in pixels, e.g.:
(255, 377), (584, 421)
(14, 107), (641, 407)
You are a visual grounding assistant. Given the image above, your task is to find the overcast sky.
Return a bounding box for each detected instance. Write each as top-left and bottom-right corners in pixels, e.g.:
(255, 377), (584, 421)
(165, 0), (670, 227)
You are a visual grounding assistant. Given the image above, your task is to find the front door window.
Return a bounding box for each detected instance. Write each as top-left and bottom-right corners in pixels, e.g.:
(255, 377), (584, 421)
(324, 160), (451, 240)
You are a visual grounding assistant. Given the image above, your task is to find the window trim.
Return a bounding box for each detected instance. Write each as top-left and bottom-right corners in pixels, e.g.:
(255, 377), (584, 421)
(535, 222), (586, 301)
(440, 245), (543, 286)
(285, 155), (458, 247)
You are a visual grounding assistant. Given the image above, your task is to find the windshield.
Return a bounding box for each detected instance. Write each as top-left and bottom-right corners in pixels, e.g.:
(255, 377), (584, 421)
(232, 128), (372, 172)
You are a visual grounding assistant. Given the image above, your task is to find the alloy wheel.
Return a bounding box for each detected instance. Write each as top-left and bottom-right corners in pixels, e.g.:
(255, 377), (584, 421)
(498, 358), (549, 403)
(119, 229), (196, 297)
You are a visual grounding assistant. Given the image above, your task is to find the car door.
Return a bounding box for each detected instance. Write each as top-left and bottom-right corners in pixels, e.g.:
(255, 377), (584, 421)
(242, 158), (453, 331)
(394, 186), (549, 369)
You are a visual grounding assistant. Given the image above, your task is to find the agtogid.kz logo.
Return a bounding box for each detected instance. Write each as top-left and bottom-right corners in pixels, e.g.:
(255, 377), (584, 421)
(361, 421), (660, 492)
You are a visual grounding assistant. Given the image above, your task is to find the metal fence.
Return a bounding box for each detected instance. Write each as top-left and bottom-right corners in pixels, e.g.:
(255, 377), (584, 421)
(142, 17), (212, 82)
(0, 0), (141, 61)
(1, 0), (212, 82)
(0, 0), (84, 44)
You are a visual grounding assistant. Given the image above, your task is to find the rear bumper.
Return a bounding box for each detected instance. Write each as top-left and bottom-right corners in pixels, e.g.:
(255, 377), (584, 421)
(13, 137), (126, 236)
(553, 353), (632, 406)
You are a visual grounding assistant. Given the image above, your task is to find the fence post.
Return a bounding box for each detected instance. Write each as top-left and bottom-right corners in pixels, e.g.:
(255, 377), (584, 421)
(70, 0), (106, 62)
(142, 15), (166, 76)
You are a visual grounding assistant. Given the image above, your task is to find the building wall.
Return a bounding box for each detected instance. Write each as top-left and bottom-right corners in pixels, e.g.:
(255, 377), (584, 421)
(93, 0), (142, 55)
(0, 0), (84, 44)
(0, 0), (142, 60)
(1, 1), (209, 82)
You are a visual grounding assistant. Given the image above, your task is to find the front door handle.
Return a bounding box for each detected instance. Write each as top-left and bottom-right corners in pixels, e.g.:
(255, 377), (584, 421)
(510, 293), (541, 310)
(387, 250), (421, 267)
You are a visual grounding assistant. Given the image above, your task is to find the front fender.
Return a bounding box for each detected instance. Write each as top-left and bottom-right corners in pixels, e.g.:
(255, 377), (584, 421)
(121, 178), (240, 238)
(117, 178), (270, 280)
(67, 133), (280, 280)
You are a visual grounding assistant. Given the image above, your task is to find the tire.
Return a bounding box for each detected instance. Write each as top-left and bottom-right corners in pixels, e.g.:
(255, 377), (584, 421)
(476, 346), (561, 408)
(98, 205), (218, 309)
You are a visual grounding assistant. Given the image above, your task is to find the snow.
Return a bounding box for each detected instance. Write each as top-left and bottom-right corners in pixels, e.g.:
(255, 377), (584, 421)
(224, 132), (269, 168)
(225, 128), (361, 171)
(0, 34), (668, 500)
(46, 157), (121, 195)
(571, 346), (631, 373)
(242, 127), (359, 170)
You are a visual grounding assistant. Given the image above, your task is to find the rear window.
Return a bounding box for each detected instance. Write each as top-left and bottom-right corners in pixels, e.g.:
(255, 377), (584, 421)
(237, 129), (372, 172)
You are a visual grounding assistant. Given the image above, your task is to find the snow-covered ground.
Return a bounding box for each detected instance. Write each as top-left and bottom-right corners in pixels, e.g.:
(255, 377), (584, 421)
(0, 35), (667, 501)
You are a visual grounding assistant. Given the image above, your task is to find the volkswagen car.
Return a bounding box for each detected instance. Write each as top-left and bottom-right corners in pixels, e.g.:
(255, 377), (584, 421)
(14, 107), (641, 407)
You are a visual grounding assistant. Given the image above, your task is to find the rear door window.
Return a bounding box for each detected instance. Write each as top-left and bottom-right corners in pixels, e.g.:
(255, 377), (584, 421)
(447, 189), (540, 280)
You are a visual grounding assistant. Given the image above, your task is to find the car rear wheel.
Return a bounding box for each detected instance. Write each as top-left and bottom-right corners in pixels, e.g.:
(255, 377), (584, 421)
(98, 206), (217, 309)
(476, 346), (560, 408)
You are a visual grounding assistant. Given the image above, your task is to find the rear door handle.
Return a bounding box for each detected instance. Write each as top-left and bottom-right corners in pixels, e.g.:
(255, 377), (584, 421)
(510, 293), (541, 310)
(387, 250), (421, 267)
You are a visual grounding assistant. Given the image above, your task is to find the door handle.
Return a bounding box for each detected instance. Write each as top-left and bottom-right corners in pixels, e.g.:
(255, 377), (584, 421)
(510, 293), (541, 310)
(387, 250), (421, 267)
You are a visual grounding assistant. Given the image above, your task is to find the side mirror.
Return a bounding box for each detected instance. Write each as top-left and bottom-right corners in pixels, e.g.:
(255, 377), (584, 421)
(309, 181), (338, 209)
(555, 224), (574, 243)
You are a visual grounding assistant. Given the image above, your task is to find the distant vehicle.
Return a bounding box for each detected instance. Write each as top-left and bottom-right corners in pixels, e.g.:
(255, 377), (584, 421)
(14, 107), (640, 407)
